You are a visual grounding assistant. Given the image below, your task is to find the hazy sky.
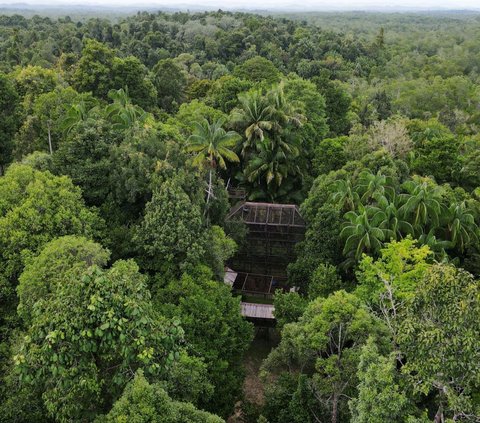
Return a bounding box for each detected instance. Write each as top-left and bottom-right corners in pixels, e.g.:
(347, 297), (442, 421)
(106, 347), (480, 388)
(2, 0), (480, 10)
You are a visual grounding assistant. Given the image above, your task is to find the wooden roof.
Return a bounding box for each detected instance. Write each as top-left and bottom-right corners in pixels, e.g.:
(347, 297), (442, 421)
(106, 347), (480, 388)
(241, 302), (275, 319)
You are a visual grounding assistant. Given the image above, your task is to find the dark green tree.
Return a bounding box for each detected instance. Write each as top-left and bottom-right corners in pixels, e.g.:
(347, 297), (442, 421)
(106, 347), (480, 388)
(15, 260), (184, 422)
(133, 177), (206, 276)
(72, 39), (116, 99)
(97, 370), (223, 423)
(0, 73), (19, 174)
(155, 267), (253, 417)
(17, 235), (110, 325)
(233, 56), (281, 84)
(153, 58), (187, 112)
(398, 264), (480, 421)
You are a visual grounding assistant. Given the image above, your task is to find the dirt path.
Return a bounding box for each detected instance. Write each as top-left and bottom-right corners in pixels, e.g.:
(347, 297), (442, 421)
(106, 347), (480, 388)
(242, 329), (278, 406)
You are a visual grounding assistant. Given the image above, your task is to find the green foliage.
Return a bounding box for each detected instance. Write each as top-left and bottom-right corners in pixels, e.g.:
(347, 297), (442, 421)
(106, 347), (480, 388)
(20, 151), (53, 172)
(0, 164), (102, 281)
(273, 291), (308, 330)
(155, 268), (253, 417)
(308, 262), (344, 299)
(2, 10), (480, 423)
(59, 98), (99, 136)
(0, 72), (19, 172)
(17, 235), (109, 325)
(313, 77), (351, 136)
(161, 351), (214, 406)
(457, 138), (480, 191)
(98, 370), (223, 423)
(53, 118), (117, 206)
(283, 75), (329, 146)
(14, 87), (92, 158)
(110, 56), (157, 110)
(233, 56), (281, 84)
(262, 373), (314, 423)
(231, 89), (275, 153)
(133, 177), (206, 276)
(105, 122), (179, 226)
(174, 100), (227, 135)
(398, 264), (480, 420)
(312, 136), (348, 176)
(264, 291), (388, 423)
(231, 84), (306, 201)
(72, 39), (116, 99)
(203, 225), (237, 281)
(349, 337), (412, 423)
(12, 65), (63, 109)
(311, 163), (480, 268)
(288, 203), (343, 290)
(356, 238), (432, 315)
(207, 75), (253, 113)
(153, 58), (187, 112)
(15, 260), (184, 422)
(186, 118), (240, 170)
(340, 206), (391, 261)
(407, 119), (460, 183)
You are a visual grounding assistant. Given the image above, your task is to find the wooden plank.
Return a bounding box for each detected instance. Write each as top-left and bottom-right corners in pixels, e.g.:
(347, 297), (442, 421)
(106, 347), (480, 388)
(241, 302), (275, 320)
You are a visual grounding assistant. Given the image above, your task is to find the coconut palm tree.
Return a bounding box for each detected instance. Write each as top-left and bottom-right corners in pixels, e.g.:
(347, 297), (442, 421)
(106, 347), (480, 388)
(331, 178), (359, 212)
(185, 118), (240, 206)
(398, 177), (443, 234)
(230, 89), (274, 156)
(244, 139), (289, 187)
(340, 205), (393, 261)
(60, 101), (98, 135)
(267, 82), (306, 132)
(418, 229), (451, 260)
(444, 201), (479, 253)
(355, 169), (395, 206)
(105, 88), (150, 131)
(230, 84), (306, 158)
(379, 198), (414, 241)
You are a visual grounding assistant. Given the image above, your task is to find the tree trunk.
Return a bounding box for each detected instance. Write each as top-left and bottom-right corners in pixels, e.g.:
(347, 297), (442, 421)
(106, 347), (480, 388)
(47, 122), (53, 155)
(331, 393), (338, 423)
(204, 167), (213, 218)
(206, 168), (213, 204)
(434, 405), (444, 423)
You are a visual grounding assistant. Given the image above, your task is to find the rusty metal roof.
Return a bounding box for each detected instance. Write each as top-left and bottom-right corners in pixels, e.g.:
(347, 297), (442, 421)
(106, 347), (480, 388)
(226, 202), (305, 227)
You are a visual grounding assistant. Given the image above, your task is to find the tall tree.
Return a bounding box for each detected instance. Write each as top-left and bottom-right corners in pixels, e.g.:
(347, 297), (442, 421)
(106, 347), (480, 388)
(133, 177), (206, 276)
(340, 206), (392, 262)
(153, 58), (187, 112)
(355, 237), (432, 336)
(72, 39), (116, 99)
(444, 201), (479, 254)
(185, 118), (240, 207)
(98, 370), (223, 423)
(0, 164), (102, 283)
(230, 89), (274, 156)
(17, 235), (110, 325)
(398, 177), (443, 235)
(14, 260), (184, 422)
(349, 338), (414, 423)
(0, 73), (19, 174)
(155, 268), (253, 417)
(105, 88), (151, 131)
(398, 264), (480, 421)
(263, 291), (388, 423)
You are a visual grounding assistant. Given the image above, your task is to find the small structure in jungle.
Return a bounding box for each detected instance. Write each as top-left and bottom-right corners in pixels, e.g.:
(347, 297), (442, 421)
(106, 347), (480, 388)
(225, 202), (306, 308)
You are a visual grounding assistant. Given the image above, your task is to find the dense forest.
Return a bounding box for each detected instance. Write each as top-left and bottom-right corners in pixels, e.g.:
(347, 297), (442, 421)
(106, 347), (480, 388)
(0, 8), (479, 423)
